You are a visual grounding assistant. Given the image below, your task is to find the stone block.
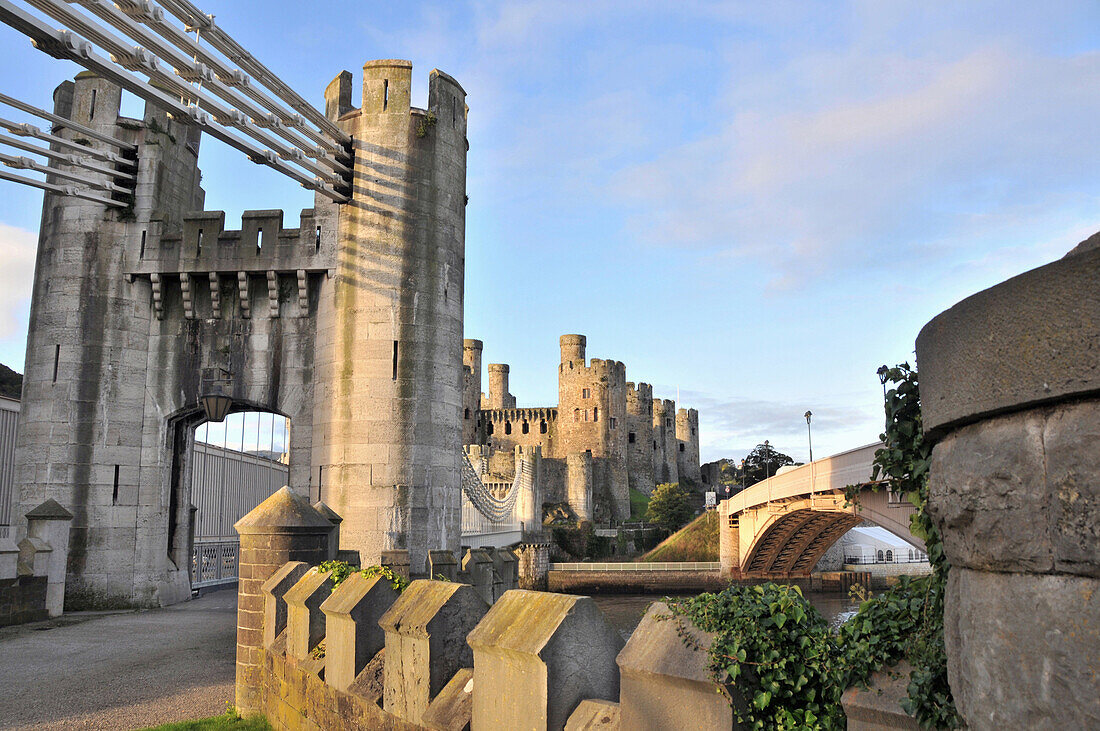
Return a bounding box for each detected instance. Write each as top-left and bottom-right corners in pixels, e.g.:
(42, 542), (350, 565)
(617, 601), (736, 730)
(565, 700), (620, 730)
(467, 589), (623, 731)
(460, 549), (494, 606)
(312, 500), (343, 561)
(17, 536), (51, 578)
(379, 579), (488, 725)
(261, 561), (310, 649)
(0, 537), (18, 579)
(381, 549), (411, 580)
(841, 662), (920, 730)
(422, 667), (473, 731)
(429, 549), (458, 582)
(320, 570), (399, 692)
(490, 547), (518, 600)
(945, 567), (1099, 730)
(283, 567), (333, 662)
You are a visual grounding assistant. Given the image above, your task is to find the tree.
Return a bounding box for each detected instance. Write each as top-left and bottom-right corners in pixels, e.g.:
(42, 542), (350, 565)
(742, 443), (795, 487)
(646, 482), (694, 532)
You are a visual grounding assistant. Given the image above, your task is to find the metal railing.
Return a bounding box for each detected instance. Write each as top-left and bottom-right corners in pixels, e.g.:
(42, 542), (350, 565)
(190, 539), (239, 588)
(549, 562), (721, 572)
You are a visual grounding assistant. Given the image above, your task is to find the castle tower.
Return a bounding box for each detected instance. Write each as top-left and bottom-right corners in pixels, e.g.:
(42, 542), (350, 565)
(13, 72), (205, 606)
(625, 383), (656, 496)
(676, 408), (701, 484)
(486, 364), (515, 410)
(310, 61), (468, 574)
(556, 335), (628, 521)
(462, 339), (482, 445)
(652, 399), (679, 485)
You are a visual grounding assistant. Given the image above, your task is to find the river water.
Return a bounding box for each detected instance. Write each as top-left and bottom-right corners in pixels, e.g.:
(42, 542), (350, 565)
(590, 591), (860, 641)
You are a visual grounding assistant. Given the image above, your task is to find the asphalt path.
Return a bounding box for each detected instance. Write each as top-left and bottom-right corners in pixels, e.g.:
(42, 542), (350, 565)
(0, 588), (236, 730)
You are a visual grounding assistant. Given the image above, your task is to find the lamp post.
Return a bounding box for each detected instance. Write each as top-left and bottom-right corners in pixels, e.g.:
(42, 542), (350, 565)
(740, 458), (746, 493)
(805, 410), (813, 463)
(763, 440), (771, 481)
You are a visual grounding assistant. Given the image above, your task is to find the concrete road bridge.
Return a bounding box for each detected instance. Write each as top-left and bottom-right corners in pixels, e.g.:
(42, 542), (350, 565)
(719, 443), (924, 579)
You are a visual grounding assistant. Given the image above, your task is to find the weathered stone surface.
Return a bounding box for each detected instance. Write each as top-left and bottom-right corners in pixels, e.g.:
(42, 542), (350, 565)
(235, 487), (332, 535)
(379, 580), (488, 725)
(945, 567), (1100, 730)
(421, 667), (473, 731)
(260, 560), (310, 648)
(928, 401), (1100, 577)
(320, 570), (399, 692)
(916, 240), (1100, 438)
(429, 550), (458, 582)
(312, 500), (342, 560)
(283, 567), (333, 661)
(467, 589), (623, 731)
(565, 699), (620, 730)
(841, 662), (920, 730)
(460, 549), (494, 606)
(617, 601), (736, 730)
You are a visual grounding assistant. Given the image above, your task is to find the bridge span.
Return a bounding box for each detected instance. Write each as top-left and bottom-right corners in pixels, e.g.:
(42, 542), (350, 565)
(719, 443), (924, 579)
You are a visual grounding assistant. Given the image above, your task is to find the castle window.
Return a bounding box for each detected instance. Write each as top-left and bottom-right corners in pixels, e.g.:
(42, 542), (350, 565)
(583, 410), (588, 422)
(522, 421), (529, 434)
(593, 407), (598, 422)
(653, 440), (658, 450)
(679, 443), (685, 452)
(573, 408), (580, 422)
(464, 408), (470, 420)
(90, 88), (97, 120)
(609, 417), (615, 429)
(197, 228), (203, 254)
(487, 422), (494, 435)
(692, 427), (696, 436)
(505, 422), (512, 435)
(582, 388), (591, 399)
(628, 432), (635, 443)
(315, 226), (321, 252)
(140, 230), (146, 259)
(392, 341), (399, 380)
(383, 79), (389, 111)
(540, 421), (547, 434)
(665, 418), (672, 427)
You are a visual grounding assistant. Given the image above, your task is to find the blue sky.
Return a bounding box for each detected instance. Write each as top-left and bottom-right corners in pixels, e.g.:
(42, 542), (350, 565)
(0, 1), (1097, 463)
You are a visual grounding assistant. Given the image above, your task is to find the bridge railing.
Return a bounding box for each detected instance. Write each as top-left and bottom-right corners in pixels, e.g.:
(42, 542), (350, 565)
(549, 562), (721, 572)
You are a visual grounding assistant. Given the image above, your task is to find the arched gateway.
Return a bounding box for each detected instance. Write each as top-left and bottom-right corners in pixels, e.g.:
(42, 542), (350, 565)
(12, 62), (469, 608)
(719, 443), (926, 579)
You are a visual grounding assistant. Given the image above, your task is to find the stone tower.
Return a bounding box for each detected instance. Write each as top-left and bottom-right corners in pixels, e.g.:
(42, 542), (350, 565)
(486, 363), (515, 410)
(676, 408), (701, 483)
(462, 339), (482, 445)
(625, 382), (656, 496)
(652, 399), (679, 485)
(556, 335), (629, 520)
(14, 72), (205, 607)
(310, 61), (467, 574)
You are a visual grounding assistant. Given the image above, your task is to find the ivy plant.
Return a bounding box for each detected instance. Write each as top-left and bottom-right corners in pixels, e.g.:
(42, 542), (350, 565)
(317, 560), (409, 593)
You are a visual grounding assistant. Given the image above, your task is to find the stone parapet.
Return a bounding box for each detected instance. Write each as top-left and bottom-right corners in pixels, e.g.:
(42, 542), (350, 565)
(916, 236), (1100, 729)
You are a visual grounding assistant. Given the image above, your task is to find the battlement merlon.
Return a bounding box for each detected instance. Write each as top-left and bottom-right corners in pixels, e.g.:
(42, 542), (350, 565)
(483, 408), (558, 423)
(127, 207), (332, 277)
(324, 62), (467, 131)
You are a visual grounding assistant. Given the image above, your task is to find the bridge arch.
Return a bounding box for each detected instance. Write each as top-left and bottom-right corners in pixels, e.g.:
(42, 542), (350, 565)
(719, 443), (924, 579)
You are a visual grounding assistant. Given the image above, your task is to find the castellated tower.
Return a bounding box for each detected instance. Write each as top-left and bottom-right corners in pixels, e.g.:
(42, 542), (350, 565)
(557, 335), (629, 521)
(486, 363), (516, 410)
(14, 73), (206, 607)
(652, 399), (679, 485)
(462, 339), (483, 445)
(676, 408), (701, 483)
(625, 383), (656, 496)
(311, 62), (467, 574)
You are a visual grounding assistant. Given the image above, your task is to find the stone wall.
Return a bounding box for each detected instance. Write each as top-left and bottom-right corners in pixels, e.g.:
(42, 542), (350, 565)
(625, 382), (656, 496)
(0, 498), (72, 626)
(546, 569), (726, 594)
(915, 235), (1100, 729)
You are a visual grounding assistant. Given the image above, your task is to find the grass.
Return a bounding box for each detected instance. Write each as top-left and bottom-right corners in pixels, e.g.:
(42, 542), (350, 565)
(141, 709), (271, 731)
(637, 509), (719, 562)
(629, 487), (650, 521)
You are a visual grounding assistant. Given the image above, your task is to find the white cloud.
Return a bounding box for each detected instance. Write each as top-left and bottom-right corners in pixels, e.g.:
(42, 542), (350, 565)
(0, 223), (36, 341)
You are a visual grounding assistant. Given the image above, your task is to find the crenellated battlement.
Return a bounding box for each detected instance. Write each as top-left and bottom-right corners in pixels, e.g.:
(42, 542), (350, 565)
(652, 398), (677, 418)
(626, 382), (654, 414)
(482, 407), (557, 424)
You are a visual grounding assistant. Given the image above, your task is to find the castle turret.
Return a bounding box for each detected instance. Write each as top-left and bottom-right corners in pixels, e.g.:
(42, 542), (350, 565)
(652, 399), (679, 485)
(626, 383), (656, 496)
(311, 61), (468, 573)
(487, 364), (515, 410)
(676, 408), (701, 484)
(560, 334), (586, 369)
(462, 339), (483, 444)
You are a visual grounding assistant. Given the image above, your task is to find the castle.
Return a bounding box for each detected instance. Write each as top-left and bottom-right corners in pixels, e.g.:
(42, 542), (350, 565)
(461, 334), (701, 523)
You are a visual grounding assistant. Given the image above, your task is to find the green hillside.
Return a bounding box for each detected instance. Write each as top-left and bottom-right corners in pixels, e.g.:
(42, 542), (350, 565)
(0, 363), (21, 400)
(637, 509), (719, 562)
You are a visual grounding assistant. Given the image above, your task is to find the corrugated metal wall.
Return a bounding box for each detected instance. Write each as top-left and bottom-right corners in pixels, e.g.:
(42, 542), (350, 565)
(190, 442), (288, 541)
(0, 397), (19, 537)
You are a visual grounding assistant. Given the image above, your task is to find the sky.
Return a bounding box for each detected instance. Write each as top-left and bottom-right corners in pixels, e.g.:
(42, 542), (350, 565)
(0, 1), (1097, 464)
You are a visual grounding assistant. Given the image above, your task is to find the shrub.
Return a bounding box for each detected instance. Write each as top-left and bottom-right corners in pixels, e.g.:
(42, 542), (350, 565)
(646, 482), (694, 532)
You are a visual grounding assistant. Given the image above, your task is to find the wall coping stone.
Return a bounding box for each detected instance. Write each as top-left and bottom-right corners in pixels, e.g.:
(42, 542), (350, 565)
(565, 699), (621, 730)
(24, 499), (73, 521)
(916, 239), (1100, 441)
(420, 667), (474, 731)
(235, 486), (332, 534)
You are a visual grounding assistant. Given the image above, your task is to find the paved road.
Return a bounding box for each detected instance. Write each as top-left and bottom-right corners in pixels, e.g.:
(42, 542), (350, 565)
(0, 589), (237, 730)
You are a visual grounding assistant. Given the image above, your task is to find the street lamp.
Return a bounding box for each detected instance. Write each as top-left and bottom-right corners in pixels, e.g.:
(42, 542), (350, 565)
(763, 440), (771, 481)
(200, 368), (234, 423)
(805, 410), (813, 463)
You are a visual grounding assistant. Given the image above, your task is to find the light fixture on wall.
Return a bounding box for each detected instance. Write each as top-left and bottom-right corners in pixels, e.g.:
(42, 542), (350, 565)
(200, 368), (234, 423)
